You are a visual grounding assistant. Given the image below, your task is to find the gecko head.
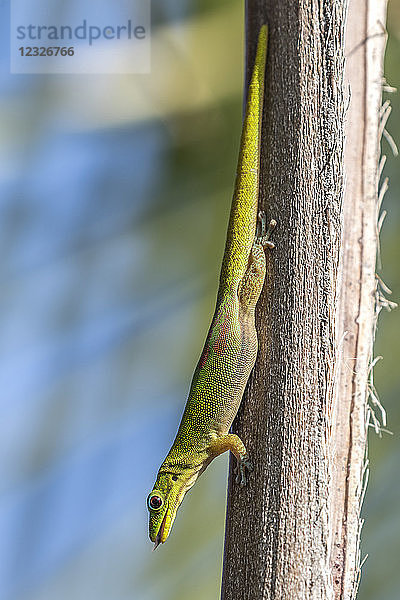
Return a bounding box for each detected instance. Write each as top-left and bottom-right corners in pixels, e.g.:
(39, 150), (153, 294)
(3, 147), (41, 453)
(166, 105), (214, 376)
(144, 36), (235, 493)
(147, 469), (198, 549)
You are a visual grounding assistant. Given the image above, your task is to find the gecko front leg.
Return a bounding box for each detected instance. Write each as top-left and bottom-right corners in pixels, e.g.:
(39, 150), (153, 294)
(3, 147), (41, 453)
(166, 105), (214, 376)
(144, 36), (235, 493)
(208, 434), (253, 487)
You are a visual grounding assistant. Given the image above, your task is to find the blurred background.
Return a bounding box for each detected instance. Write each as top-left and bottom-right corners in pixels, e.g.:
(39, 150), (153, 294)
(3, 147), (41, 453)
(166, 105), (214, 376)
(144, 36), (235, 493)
(0, 1), (399, 599)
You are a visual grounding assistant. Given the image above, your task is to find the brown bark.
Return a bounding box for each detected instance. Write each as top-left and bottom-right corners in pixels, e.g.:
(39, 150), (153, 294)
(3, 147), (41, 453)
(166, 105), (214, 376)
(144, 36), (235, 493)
(221, 1), (388, 599)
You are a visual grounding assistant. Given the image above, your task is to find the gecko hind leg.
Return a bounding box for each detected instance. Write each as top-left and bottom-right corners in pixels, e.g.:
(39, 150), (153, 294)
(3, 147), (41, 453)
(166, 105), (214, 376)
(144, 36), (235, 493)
(238, 212), (276, 309)
(256, 211), (276, 249)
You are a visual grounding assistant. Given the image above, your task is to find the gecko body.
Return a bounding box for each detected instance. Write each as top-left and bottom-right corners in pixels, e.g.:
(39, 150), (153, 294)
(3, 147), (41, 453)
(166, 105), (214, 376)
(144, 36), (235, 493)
(147, 25), (275, 548)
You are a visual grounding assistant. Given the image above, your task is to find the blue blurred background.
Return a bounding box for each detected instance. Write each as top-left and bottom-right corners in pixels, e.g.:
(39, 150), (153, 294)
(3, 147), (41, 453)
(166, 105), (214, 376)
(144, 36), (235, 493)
(0, 1), (399, 599)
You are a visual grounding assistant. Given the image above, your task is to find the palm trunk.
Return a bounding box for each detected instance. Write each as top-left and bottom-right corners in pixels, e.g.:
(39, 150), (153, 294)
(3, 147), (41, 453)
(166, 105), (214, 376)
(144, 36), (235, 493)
(221, 1), (388, 599)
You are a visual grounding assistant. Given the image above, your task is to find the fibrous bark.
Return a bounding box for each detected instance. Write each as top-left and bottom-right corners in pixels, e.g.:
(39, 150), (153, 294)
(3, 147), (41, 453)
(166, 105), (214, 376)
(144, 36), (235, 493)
(221, 1), (387, 599)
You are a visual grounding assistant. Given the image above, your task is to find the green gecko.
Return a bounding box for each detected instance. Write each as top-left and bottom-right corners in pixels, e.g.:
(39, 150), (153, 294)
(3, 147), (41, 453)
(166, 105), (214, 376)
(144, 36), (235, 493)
(147, 24), (275, 549)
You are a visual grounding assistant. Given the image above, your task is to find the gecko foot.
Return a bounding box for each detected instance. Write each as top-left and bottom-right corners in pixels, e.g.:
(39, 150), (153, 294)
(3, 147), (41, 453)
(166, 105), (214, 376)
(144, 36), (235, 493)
(256, 211), (276, 249)
(235, 456), (253, 487)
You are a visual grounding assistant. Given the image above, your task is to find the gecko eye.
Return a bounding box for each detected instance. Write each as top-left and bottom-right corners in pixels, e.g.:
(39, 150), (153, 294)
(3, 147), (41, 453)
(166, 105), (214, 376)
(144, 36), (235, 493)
(171, 475), (178, 481)
(147, 492), (164, 511)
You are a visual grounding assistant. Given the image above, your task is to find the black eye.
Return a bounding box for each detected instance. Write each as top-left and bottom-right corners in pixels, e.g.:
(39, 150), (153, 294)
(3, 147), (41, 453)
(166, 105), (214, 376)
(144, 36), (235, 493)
(147, 493), (163, 511)
(172, 475), (178, 481)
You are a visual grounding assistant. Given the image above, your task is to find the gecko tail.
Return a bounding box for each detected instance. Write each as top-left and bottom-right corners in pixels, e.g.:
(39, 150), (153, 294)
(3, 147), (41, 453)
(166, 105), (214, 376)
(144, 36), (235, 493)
(218, 24), (268, 299)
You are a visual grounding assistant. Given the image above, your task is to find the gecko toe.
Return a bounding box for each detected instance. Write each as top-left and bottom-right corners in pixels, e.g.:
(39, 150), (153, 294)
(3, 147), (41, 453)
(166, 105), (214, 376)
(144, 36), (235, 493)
(236, 457), (253, 487)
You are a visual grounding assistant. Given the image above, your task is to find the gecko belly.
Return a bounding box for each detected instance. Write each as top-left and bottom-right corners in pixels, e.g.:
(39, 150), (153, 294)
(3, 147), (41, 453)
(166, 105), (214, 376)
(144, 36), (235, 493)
(174, 293), (258, 445)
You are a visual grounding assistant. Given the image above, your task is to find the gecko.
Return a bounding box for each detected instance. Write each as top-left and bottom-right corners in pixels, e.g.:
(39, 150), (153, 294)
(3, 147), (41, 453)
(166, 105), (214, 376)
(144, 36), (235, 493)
(147, 24), (275, 549)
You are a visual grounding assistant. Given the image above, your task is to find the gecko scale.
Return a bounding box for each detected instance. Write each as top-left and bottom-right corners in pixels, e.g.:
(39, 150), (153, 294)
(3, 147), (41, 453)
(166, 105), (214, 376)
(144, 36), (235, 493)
(147, 24), (275, 549)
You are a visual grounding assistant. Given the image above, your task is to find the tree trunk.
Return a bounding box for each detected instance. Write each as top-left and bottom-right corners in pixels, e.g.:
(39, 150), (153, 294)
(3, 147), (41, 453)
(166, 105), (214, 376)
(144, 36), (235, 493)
(221, 1), (388, 599)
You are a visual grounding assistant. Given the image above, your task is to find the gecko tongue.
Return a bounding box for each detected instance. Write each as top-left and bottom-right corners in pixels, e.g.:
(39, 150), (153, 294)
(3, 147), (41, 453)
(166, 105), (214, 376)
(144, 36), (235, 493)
(153, 534), (162, 551)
